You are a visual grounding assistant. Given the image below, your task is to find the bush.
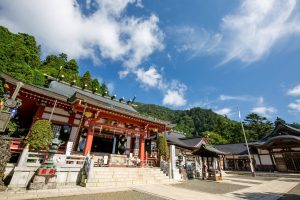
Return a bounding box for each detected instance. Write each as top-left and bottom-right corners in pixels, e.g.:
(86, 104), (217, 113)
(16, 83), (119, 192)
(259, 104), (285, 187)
(157, 135), (169, 161)
(26, 120), (53, 151)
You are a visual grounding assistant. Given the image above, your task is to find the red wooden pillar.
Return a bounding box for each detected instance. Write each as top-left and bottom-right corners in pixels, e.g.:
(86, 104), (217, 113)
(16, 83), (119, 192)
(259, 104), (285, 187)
(32, 106), (45, 123)
(139, 134), (145, 167)
(83, 122), (95, 156)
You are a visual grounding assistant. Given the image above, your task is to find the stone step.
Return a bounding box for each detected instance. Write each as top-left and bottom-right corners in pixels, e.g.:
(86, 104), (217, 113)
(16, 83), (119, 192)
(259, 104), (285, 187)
(85, 179), (174, 187)
(83, 167), (172, 187)
(92, 167), (161, 171)
(90, 173), (166, 178)
(88, 175), (170, 183)
(93, 170), (162, 174)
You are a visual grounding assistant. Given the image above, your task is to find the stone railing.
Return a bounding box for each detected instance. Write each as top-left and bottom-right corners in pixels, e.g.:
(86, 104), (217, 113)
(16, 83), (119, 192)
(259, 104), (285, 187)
(26, 152), (47, 167)
(19, 151), (85, 168)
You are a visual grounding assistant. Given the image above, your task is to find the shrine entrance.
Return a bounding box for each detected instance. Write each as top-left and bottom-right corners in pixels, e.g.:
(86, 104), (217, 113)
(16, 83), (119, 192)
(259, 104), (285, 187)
(91, 134), (114, 154)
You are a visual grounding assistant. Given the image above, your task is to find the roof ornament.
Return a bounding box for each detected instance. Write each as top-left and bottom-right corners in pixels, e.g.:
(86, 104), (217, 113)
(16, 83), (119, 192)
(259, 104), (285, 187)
(82, 83), (88, 90)
(111, 94), (116, 100)
(70, 79), (76, 86)
(132, 96), (136, 104)
(92, 87), (98, 94)
(102, 91), (108, 97)
(119, 97), (125, 102)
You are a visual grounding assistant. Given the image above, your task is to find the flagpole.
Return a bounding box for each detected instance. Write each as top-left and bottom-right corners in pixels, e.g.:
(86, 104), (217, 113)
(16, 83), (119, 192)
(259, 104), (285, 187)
(237, 107), (256, 177)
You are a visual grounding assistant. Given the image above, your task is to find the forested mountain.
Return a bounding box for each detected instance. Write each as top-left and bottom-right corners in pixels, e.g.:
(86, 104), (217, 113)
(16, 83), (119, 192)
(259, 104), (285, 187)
(0, 26), (108, 95)
(135, 103), (300, 145)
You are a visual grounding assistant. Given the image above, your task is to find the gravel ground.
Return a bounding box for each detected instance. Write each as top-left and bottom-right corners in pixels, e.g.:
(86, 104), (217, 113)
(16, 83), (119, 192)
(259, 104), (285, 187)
(278, 183), (300, 200)
(173, 179), (248, 194)
(38, 191), (167, 200)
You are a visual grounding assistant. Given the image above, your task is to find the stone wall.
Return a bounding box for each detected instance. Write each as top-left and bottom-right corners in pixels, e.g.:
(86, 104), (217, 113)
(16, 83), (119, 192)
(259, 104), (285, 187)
(8, 167), (81, 189)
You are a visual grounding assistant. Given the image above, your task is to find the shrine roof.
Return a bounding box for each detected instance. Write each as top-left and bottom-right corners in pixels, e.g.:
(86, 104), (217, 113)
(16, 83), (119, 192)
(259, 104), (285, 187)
(47, 80), (138, 113)
(260, 121), (300, 141)
(165, 131), (205, 149)
(197, 144), (228, 155)
(215, 143), (248, 155)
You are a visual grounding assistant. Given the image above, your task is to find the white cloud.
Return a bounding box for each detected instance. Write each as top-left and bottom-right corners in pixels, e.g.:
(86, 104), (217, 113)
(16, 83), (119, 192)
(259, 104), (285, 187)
(163, 90), (186, 107)
(220, 95), (264, 106)
(220, 95), (249, 101)
(251, 106), (277, 118)
(135, 66), (162, 88)
(287, 85), (300, 96)
(162, 80), (187, 107)
(215, 108), (232, 116)
(221, 0), (300, 63)
(173, 27), (222, 58)
(0, 0), (163, 65)
(288, 100), (300, 112)
(174, 0), (300, 63)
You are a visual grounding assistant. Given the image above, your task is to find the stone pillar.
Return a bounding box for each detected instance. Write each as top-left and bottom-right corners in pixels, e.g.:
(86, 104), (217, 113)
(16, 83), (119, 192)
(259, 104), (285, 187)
(139, 134), (145, 167)
(112, 136), (117, 154)
(83, 125), (94, 156)
(126, 136), (131, 155)
(133, 137), (139, 156)
(169, 145), (177, 179)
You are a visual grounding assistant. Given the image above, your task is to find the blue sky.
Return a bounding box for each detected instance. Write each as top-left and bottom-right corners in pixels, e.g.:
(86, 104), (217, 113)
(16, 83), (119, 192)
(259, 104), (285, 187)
(1, 0), (300, 123)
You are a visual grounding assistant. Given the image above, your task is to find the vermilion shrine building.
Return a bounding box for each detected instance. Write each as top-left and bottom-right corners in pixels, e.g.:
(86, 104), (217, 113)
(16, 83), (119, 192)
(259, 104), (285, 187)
(1, 72), (173, 166)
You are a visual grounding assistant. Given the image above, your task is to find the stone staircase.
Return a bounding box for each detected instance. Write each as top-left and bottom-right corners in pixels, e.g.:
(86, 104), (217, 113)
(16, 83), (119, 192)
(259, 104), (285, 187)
(82, 167), (178, 187)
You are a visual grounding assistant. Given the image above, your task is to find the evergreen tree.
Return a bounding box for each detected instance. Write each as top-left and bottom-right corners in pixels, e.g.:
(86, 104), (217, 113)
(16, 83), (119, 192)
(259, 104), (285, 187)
(80, 71), (93, 90)
(244, 113), (273, 141)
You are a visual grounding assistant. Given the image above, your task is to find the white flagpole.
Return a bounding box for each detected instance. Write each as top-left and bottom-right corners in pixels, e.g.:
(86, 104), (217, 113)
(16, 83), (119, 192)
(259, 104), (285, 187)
(238, 107), (256, 177)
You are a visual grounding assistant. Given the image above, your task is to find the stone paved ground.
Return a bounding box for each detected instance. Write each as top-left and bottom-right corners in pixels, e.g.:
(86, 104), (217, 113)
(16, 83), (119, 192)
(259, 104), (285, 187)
(37, 190), (167, 200)
(1, 174), (299, 200)
(224, 177), (299, 200)
(278, 183), (300, 200)
(172, 179), (248, 194)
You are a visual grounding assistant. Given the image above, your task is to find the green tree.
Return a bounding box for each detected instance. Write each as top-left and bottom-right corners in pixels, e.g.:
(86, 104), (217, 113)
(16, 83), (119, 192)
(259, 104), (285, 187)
(290, 122), (300, 129)
(244, 113), (273, 141)
(157, 136), (169, 160)
(203, 131), (228, 145)
(65, 59), (78, 72)
(175, 115), (195, 136)
(26, 120), (53, 151)
(32, 69), (46, 86)
(80, 71), (93, 90)
(91, 78), (101, 93)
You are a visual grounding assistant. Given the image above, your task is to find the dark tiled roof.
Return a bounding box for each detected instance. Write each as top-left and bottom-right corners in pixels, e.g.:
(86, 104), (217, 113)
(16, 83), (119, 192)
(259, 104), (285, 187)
(47, 81), (138, 113)
(261, 121), (300, 141)
(165, 131), (204, 149)
(180, 137), (204, 148)
(193, 144), (228, 156)
(215, 143), (248, 155)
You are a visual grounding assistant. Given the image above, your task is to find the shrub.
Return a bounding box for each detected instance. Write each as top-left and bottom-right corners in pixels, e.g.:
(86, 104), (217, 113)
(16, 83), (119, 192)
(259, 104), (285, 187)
(26, 120), (53, 151)
(157, 135), (169, 161)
